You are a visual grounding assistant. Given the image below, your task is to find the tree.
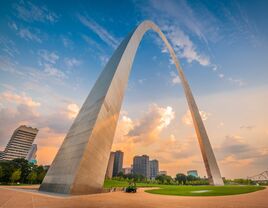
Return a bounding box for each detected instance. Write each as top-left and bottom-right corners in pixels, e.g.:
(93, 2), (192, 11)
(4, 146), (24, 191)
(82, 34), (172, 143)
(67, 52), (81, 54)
(11, 158), (33, 183)
(117, 171), (124, 178)
(156, 174), (173, 184)
(175, 173), (187, 184)
(187, 175), (198, 181)
(35, 166), (47, 183)
(27, 171), (37, 184)
(233, 178), (253, 185)
(0, 166), (3, 180)
(10, 169), (21, 183)
(0, 161), (13, 183)
(37, 171), (46, 183)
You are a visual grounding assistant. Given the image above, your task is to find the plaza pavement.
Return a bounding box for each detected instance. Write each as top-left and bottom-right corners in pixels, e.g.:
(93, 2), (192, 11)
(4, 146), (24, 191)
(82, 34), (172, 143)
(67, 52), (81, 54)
(0, 185), (267, 208)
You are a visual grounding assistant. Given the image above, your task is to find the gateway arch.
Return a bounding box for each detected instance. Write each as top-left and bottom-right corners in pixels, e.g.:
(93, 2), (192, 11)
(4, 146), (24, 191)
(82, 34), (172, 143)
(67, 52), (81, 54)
(40, 21), (223, 195)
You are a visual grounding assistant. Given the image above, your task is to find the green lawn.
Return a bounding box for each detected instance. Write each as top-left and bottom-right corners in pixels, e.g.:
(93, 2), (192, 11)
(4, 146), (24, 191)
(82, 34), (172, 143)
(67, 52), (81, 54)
(104, 180), (265, 196)
(104, 179), (160, 188)
(145, 185), (265, 196)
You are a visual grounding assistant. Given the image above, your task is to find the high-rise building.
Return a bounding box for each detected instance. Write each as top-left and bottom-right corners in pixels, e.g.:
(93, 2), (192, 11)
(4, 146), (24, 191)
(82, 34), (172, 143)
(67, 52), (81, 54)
(26, 144), (38, 164)
(149, 159), (159, 179)
(187, 170), (198, 178)
(1, 125), (38, 161)
(112, 150), (123, 177)
(133, 155), (150, 179)
(105, 152), (115, 179)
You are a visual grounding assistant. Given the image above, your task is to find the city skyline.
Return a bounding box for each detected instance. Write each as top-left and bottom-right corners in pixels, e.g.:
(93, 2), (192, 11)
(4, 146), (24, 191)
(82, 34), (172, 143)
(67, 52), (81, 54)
(0, 0), (268, 179)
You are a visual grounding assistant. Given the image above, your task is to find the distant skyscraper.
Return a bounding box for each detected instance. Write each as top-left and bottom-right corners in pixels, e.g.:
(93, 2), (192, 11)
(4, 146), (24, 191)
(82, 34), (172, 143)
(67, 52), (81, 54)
(187, 170), (198, 178)
(149, 159), (159, 179)
(133, 155), (150, 179)
(26, 144), (37, 164)
(112, 150), (123, 177)
(1, 125), (38, 161)
(105, 152), (115, 179)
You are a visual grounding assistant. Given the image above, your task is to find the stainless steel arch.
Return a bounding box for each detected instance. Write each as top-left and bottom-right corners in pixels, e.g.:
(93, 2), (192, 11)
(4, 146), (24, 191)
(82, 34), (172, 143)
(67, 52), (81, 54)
(40, 21), (223, 195)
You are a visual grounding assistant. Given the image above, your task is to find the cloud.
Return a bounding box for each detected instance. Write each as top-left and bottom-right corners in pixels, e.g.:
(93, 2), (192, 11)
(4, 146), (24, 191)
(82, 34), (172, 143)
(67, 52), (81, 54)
(228, 77), (245, 86)
(43, 64), (66, 79)
(162, 24), (210, 66)
(112, 104), (176, 164)
(38, 50), (59, 64)
(0, 56), (23, 76)
(218, 73), (224, 79)
(220, 155), (253, 167)
(148, 0), (211, 42)
(37, 50), (67, 80)
(0, 96), (41, 148)
(220, 135), (251, 155)
(182, 110), (211, 125)
(123, 104), (175, 147)
(128, 104), (175, 137)
(67, 103), (79, 119)
(0, 91), (40, 107)
(216, 135), (268, 170)
(9, 22), (42, 43)
(0, 56), (68, 84)
(240, 125), (255, 130)
(61, 37), (73, 48)
(19, 28), (42, 43)
(0, 36), (20, 58)
(138, 79), (146, 84)
(13, 1), (58, 23)
(221, 1), (260, 47)
(64, 58), (81, 68)
(99, 55), (109, 66)
(161, 24), (211, 66)
(81, 34), (103, 52)
(0, 105), (35, 144)
(81, 34), (110, 65)
(78, 14), (119, 49)
(114, 114), (135, 143)
(170, 71), (180, 85)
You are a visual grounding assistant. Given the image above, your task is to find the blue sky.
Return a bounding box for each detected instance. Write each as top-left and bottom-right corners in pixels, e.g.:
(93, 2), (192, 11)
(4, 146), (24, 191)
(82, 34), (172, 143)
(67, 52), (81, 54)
(0, 0), (268, 178)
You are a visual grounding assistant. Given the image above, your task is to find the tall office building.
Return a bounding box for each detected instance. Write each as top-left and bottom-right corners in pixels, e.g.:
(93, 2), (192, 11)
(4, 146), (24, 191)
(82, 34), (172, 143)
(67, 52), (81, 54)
(133, 155), (150, 179)
(1, 125), (38, 161)
(112, 150), (124, 177)
(149, 159), (159, 179)
(26, 144), (38, 164)
(105, 152), (115, 179)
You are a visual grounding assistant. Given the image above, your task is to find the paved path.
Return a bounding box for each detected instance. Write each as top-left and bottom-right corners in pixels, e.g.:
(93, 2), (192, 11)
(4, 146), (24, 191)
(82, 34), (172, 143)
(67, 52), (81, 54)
(0, 185), (267, 208)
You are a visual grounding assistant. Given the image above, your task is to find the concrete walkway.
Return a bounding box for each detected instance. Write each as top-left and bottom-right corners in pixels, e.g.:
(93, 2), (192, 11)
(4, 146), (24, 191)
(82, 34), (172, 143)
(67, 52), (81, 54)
(0, 185), (267, 208)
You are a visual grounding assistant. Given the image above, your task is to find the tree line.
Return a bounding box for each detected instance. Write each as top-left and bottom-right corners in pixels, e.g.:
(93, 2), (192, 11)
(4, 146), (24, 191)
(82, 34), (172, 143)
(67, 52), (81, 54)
(0, 158), (47, 184)
(113, 172), (209, 185)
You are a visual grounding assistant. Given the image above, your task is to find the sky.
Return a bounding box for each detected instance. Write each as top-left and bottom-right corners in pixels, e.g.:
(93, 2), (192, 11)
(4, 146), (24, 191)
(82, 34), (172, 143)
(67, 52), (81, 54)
(0, 0), (268, 179)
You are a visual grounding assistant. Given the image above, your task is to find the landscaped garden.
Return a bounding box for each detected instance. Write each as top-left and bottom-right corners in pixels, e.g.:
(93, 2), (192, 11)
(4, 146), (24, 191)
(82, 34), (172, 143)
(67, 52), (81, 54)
(104, 179), (265, 196)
